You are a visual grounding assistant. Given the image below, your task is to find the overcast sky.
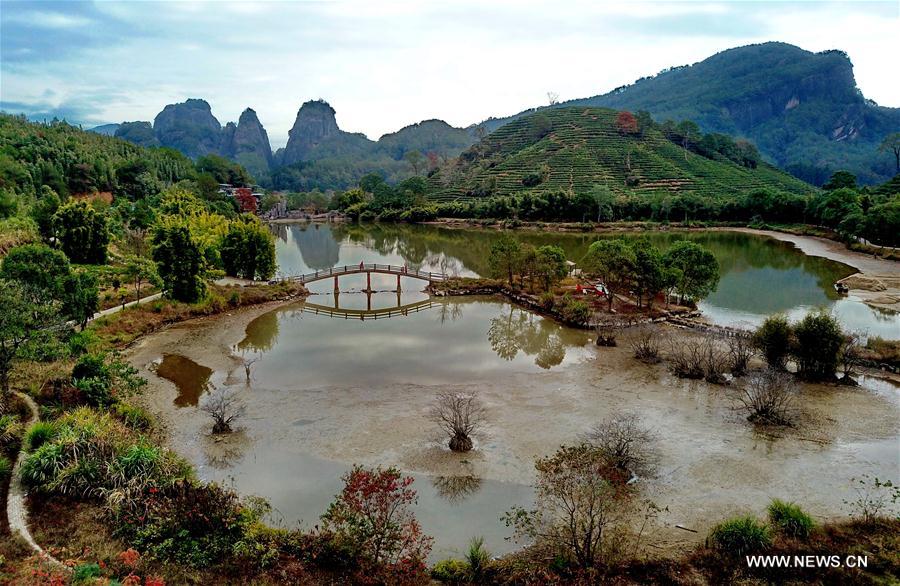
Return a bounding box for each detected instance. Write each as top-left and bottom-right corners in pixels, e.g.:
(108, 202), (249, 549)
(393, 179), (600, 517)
(2, 0), (898, 147)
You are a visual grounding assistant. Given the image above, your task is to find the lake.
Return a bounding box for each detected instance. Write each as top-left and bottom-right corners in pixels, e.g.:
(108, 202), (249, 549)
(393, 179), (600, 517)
(270, 222), (899, 339)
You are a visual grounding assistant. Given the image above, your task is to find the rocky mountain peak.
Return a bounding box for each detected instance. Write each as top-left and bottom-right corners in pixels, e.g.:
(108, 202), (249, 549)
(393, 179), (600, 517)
(281, 100), (341, 165)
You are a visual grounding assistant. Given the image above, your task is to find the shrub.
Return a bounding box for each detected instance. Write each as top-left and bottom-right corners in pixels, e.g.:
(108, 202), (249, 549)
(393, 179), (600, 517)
(320, 466), (432, 568)
(24, 421), (58, 450)
(0, 456), (11, 478)
(0, 414), (20, 446)
(767, 499), (814, 539)
(115, 480), (260, 568)
(20, 408), (190, 500)
(431, 558), (470, 584)
(753, 315), (792, 370)
(113, 403), (153, 431)
(466, 536), (491, 581)
(558, 298), (591, 325)
(709, 516), (771, 557)
(792, 311), (844, 381)
(72, 562), (102, 582)
(631, 326), (661, 363)
(585, 412), (659, 478)
(738, 368), (797, 426)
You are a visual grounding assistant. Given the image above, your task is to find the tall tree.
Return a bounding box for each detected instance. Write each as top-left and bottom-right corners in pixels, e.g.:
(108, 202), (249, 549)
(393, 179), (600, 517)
(151, 218), (206, 302)
(582, 239), (635, 311)
(630, 238), (665, 308)
(489, 235), (523, 286)
(220, 218), (277, 281)
(404, 150), (424, 176)
(662, 240), (720, 304)
(0, 281), (68, 401)
(52, 200), (110, 264)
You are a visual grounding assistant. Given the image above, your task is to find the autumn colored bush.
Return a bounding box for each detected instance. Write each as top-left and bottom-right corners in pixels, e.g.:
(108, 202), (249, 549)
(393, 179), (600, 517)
(320, 465), (432, 579)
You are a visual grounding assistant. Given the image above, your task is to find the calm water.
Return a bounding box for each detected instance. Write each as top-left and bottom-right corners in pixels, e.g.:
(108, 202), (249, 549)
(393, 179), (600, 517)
(271, 222), (899, 339)
(197, 298), (590, 559)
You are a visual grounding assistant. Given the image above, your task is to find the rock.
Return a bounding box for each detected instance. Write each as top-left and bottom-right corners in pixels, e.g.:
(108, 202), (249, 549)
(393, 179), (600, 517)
(153, 98), (222, 159)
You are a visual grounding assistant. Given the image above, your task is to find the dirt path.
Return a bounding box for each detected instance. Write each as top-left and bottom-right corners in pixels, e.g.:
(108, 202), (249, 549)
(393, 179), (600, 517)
(6, 392), (66, 569)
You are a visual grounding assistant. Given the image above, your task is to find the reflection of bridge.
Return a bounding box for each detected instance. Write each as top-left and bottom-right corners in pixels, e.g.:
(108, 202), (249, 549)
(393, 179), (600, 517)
(300, 297), (439, 320)
(279, 263), (448, 292)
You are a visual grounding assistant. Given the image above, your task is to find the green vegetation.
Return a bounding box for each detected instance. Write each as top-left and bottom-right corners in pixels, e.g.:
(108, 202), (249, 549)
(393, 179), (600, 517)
(767, 499), (815, 539)
(753, 311), (850, 381)
(709, 515), (772, 557)
(481, 43), (900, 186)
(427, 107), (812, 208)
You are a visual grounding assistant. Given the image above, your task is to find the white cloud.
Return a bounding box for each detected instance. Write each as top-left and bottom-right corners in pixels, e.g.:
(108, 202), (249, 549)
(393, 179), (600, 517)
(2, 0), (898, 146)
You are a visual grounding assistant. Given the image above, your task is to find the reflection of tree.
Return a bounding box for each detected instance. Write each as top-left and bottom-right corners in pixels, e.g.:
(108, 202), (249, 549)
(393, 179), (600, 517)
(237, 309), (279, 353)
(488, 308), (522, 360)
(432, 475), (483, 504)
(487, 306), (588, 369)
(436, 300), (464, 325)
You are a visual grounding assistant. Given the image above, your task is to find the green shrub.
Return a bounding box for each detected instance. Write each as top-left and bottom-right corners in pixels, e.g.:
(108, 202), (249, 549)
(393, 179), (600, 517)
(0, 414), (20, 446)
(24, 421), (57, 450)
(113, 403), (153, 431)
(754, 315), (792, 369)
(767, 499), (814, 539)
(72, 562), (102, 582)
(67, 330), (99, 357)
(709, 516), (772, 557)
(72, 352), (109, 382)
(559, 298), (591, 325)
(74, 376), (114, 407)
(20, 408), (190, 499)
(466, 536), (491, 581)
(0, 456), (12, 478)
(431, 558), (470, 584)
(792, 311), (844, 381)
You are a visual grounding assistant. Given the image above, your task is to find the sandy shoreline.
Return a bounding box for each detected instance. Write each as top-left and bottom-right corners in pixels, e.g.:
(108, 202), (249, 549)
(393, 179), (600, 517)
(127, 297), (900, 555)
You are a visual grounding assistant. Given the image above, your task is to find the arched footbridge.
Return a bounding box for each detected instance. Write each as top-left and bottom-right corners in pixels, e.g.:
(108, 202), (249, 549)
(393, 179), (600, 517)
(276, 263), (449, 291)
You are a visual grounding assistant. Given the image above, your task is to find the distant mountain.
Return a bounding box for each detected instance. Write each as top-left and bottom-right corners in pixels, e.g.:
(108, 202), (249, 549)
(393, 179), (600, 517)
(115, 121), (159, 148)
(103, 98), (472, 189)
(220, 108), (274, 184)
(478, 43), (900, 185)
(269, 100), (475, 191)
(430, 107), (813, 203)
(87, 123), (120, 136)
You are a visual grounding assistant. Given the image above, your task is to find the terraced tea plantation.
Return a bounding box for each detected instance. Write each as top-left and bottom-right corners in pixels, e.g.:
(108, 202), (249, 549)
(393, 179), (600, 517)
(427, 107), (814, 203)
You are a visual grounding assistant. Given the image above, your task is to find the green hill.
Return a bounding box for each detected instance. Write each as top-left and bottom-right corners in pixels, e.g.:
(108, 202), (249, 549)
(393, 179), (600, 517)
(478, 43), (900, 186)
(430, 107), (814, 204)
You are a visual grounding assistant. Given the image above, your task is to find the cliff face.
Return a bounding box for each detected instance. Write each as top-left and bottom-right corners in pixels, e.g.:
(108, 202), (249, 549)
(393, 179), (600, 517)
(114, 121), (159, 148)
(220, 108), (274, 182)
(280, 100), (342, 165)
(153, 99), (223, 159)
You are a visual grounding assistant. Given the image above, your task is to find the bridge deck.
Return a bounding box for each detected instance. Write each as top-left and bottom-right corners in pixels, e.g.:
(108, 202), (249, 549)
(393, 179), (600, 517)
(300, 299), (439, 319)
(279, 263), (448, 285)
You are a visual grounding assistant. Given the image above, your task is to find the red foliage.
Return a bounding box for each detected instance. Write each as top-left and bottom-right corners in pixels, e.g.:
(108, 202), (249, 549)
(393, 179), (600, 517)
(616, 111), (639, 135)
(117, 548), (141, 568)
(320, 466), (432, 571)
(426, 151), (440, 171)
(234, 188), (258, 214)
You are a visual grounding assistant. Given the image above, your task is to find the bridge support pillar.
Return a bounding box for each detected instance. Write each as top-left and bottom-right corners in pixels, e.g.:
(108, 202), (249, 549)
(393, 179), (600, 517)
(396, 274), (401, 292)
(367, 290), (372, 311)
(334, 275), (339, 293)
(366, 271), (371, 292)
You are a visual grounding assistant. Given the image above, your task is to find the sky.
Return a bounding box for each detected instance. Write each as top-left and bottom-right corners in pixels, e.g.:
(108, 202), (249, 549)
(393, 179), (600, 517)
(1, 0), (898, 148)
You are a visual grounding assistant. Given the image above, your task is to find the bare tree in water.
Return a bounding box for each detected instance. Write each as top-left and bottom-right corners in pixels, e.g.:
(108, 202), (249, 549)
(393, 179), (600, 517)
(431, 391), (485, 452)
(201, 387), (246, 434)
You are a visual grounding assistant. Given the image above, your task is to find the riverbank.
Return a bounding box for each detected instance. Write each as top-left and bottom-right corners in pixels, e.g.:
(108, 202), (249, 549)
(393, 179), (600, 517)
(724, 227), (900, 313)
(126, 296), (900, 559)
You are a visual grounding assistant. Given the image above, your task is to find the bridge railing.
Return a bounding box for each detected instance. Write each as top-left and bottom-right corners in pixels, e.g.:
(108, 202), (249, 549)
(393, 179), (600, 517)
(277, 263), (448, 284)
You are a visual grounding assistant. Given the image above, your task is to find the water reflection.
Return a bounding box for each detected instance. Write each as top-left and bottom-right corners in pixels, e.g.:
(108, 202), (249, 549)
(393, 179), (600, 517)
(236, 297), (590, 390)
(154, 353), (213, 407)
(432, 475), (483, 504)
(272, 223), (898, 338)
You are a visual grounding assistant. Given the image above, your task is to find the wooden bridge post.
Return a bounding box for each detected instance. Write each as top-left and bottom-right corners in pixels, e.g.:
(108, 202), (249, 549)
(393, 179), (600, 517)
(334, 275), (339, 294)
(366, 271), (371, 292)
(396, 274), (401, 292)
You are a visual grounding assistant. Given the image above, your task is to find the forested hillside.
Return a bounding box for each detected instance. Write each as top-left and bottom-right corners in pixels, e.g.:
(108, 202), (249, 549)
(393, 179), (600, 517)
(478, 43), (900, 186)
(431, 107), (813, 206)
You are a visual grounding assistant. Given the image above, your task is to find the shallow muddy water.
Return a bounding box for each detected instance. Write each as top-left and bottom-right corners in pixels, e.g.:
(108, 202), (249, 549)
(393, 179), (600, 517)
(131, 294), (900, 560)
(271, 223), (899, 338)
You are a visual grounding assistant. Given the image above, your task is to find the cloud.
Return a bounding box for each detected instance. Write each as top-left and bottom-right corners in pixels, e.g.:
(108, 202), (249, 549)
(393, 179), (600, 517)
(1, 0), (897, 146)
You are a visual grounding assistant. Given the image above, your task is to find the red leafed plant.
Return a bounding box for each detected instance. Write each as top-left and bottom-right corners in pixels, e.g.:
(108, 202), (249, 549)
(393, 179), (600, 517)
(616, 111), (639, 135)
(320, 465), (433, 570)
